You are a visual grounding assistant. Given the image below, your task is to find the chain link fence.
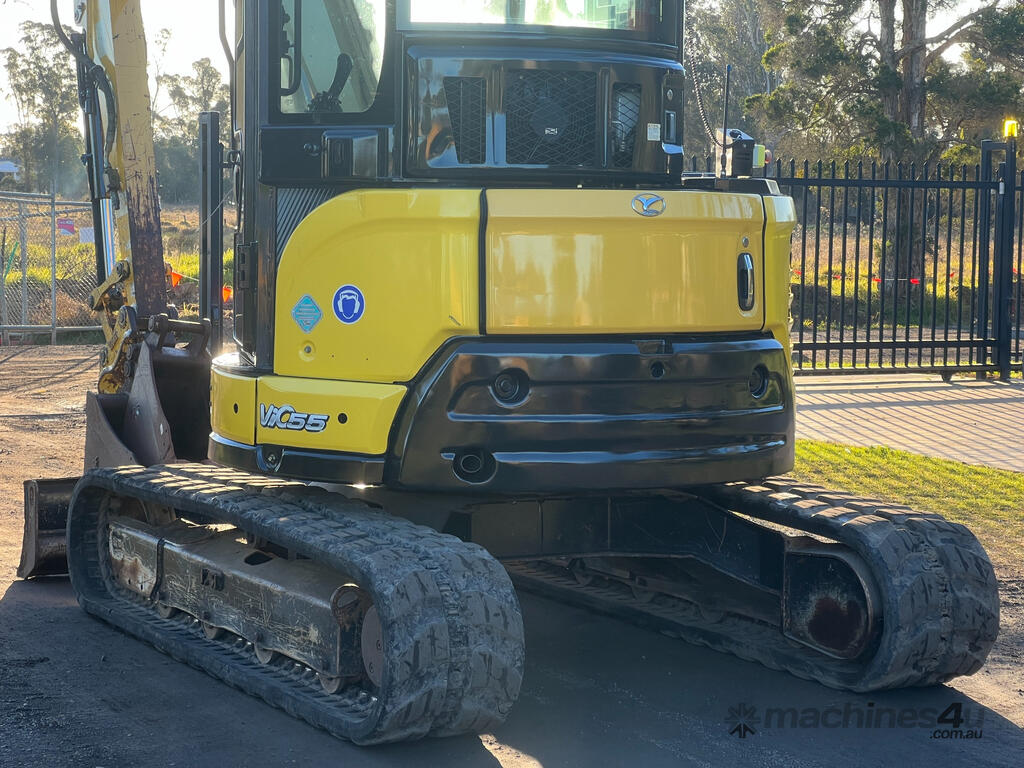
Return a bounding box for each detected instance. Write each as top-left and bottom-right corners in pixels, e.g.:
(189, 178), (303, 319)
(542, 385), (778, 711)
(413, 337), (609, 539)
(0, 190), (99, 344)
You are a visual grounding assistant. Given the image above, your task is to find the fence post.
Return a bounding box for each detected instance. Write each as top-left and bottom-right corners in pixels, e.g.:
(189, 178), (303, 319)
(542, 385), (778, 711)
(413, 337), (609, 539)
(994, 160), (1011, 379)
(18, 201), (28, 327)
(982, 136), (1018, 381)
(50, 193), (57, 344)
(0, 224), (7, 345)
(997, 138), (1017, 379)
(977, 141), (994, 375)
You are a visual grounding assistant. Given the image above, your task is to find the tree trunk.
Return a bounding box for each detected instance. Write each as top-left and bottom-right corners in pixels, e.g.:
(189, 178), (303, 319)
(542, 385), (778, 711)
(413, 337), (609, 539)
(900, 1), (929, 279)
(50, 120), (59, 196)
(877, 0), (901, 277)
(900, 0), (928, 140)
(878, 2), (898, 116)
(19, 130), (33, 193)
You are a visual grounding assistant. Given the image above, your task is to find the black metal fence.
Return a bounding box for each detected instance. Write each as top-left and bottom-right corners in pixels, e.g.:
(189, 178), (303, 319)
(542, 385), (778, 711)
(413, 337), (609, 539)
(691, 141), (1021, 376)
(779, 143), (1019, 376)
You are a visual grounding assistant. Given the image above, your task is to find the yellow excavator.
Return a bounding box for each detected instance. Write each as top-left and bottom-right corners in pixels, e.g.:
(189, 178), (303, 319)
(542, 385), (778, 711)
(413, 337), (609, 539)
(18, 0), (998, 745)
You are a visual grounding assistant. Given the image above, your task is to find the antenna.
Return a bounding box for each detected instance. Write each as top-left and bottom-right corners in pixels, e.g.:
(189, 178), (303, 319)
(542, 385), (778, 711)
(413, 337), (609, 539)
(720, 64), (732, 178)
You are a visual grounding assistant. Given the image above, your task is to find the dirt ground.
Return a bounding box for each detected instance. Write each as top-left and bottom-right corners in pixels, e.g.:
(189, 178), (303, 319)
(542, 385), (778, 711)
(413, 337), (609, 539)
(0, 345), (1022, 768)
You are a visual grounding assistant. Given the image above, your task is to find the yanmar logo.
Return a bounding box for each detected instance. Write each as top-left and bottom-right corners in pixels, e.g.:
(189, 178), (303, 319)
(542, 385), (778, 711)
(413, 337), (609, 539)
(631, 193), (666, 217)
(259, 404), (328, 433)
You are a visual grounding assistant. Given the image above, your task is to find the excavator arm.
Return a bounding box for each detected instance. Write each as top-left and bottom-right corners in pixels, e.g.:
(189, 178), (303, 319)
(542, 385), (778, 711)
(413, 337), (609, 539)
(55, 0), (170, 392)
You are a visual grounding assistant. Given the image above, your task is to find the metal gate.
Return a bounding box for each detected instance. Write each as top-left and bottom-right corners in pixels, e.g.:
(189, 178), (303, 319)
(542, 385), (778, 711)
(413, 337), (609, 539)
(772, 139), (1020, 376)
(0, 190), (99, 344)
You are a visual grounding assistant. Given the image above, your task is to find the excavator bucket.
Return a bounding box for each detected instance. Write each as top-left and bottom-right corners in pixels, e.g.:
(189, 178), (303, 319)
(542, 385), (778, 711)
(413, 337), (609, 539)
(17, 478), (78, 578)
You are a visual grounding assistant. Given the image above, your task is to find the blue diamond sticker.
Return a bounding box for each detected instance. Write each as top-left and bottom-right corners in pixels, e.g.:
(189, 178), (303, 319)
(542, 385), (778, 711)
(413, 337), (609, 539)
(292, 294), (322, 334)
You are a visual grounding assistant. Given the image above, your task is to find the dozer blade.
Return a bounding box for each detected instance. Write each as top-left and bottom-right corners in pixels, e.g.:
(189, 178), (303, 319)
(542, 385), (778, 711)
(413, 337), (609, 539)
(17, 477), (79, 578)
(19, 337), (209, 579)
(18, 390), (142, 579)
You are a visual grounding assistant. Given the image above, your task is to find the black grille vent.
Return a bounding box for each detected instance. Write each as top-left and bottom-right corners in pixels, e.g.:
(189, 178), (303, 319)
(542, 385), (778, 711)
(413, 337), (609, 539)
(506, 69), (597, 166)
(444, 77), (487, 165)
(612, 83), (641, 169)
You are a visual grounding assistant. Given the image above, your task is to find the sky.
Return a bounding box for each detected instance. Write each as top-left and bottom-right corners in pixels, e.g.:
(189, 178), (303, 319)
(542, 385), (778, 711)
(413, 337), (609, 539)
(0, 0), (232, 131)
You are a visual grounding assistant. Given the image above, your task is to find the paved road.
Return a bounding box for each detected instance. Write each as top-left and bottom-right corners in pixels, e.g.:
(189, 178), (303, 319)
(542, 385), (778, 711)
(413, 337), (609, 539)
(1, 576), (1021, 768)
(796, 374), (1024, 472)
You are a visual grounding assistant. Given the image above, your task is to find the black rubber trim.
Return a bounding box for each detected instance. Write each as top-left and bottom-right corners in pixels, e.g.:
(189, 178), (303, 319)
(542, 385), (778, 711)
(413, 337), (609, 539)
(208, 433), (386, 485)
(478, 189), (488, 334)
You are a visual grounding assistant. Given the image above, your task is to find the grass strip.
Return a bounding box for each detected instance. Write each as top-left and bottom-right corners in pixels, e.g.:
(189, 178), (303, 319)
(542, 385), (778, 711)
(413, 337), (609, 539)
(792, 439), (1023, 564)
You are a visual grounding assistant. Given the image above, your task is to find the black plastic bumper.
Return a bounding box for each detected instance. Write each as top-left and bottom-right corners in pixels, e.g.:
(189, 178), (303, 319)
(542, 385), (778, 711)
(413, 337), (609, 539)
(208, 433), (386, 486)
(387, 335), (794, 493)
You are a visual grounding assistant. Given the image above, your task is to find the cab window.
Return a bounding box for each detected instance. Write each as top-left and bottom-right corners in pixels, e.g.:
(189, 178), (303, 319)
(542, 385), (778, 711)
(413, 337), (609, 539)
(278, 0), (387, 115)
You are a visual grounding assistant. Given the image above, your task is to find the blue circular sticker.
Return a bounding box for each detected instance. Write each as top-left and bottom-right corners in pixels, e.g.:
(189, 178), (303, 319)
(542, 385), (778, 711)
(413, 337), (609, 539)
(333, 284), (365, 324)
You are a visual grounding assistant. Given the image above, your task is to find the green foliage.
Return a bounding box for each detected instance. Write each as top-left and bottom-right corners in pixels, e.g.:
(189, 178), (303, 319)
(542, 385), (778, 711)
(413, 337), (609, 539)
(3, 242), (95, 288)
(685, 2), (1023, 162)
(155, 135), (201, 205)
(742, 1), (1024, 161)
(928, 52), (1023, 159)
(0, 22), (229, 204)
(0, 22), (87, 196)
(2, 22), (78, 127)
(684, 0), (778, 157)
(167, 249), (235, 284)
(974, 4), (1024, 64)
(153, 52), (230, 204)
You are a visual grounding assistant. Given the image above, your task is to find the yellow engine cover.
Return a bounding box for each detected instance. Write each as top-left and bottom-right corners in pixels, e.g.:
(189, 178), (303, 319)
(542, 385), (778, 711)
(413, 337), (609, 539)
(274, 189), (482, 384)
(485, 189), (768, 334)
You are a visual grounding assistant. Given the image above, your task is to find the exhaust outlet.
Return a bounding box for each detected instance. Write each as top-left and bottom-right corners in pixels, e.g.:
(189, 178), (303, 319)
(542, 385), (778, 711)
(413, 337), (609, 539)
(453, 450), (495, 483)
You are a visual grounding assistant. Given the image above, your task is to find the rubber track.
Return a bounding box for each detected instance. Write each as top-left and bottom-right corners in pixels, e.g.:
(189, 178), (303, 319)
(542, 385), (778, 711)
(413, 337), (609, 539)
(66, 464), (525, 745)
(510, 477), (999, 692)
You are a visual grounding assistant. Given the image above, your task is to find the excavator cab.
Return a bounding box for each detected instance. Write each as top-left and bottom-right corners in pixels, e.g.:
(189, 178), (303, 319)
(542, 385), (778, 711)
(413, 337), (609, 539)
(17, 0), (998, 746)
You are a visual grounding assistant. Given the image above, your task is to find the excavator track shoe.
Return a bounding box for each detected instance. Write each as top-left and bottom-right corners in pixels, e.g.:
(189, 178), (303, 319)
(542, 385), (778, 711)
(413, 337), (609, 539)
(67, 464), (524, 744)
(511, 477), (998, 692)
